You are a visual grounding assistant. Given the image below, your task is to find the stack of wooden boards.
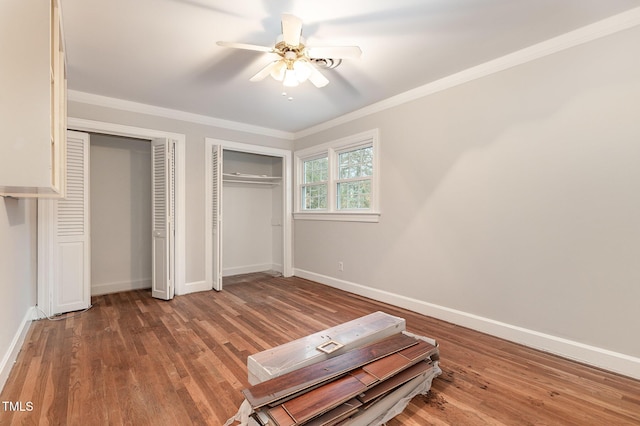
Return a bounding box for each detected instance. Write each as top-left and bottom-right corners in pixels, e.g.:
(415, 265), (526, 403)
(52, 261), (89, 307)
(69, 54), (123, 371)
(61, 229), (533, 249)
(245, 333), (439, 425)
(236, 313), (440, 426)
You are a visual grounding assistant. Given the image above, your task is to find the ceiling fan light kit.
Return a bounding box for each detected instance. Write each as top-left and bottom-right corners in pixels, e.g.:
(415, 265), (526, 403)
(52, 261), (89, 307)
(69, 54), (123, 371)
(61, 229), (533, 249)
(217, 13), (361, 89)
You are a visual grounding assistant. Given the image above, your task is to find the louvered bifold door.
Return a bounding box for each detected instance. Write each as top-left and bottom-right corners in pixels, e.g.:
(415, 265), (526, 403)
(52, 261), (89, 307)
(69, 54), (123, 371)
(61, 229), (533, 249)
(52, 130), (90, 314)
(211, 144), (222, 291)
(151, 138), (175, 300)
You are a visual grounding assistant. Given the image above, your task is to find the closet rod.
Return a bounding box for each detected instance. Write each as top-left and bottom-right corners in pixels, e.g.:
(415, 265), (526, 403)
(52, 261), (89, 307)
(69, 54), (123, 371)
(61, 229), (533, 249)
(223, 179), (279, 185)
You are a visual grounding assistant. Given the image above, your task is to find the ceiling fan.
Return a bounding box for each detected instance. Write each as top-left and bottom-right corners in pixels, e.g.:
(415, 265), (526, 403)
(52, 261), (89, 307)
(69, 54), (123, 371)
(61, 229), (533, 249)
(217, 14), (362, 88)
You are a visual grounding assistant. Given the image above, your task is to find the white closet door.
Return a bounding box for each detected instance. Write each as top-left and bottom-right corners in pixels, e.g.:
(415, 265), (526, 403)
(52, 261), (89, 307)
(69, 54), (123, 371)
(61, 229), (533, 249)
(52, 130), (90, 314)
(151, 138), (176, 300)
(211, 144), (223, 291)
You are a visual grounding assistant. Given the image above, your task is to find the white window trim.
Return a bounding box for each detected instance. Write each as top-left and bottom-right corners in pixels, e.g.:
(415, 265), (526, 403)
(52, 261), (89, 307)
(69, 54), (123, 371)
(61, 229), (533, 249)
(294, 129), (380, 222)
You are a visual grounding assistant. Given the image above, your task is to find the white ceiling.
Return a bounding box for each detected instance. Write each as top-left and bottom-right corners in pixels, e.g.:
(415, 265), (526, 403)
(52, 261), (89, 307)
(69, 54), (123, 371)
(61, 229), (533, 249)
(61, 0), (639, 134)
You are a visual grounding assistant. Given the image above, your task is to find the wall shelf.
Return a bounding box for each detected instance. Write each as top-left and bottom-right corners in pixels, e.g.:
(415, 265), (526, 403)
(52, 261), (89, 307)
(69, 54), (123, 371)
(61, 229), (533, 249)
(223, 172), (282, 185)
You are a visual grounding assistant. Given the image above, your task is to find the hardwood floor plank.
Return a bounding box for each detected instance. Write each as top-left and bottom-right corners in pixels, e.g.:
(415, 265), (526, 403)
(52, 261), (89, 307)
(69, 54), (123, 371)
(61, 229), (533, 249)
(362, 353), (411, 381)
(359, 361), (435, 405)
(278, 375), (365, 424)
(304, 398), (362, 426)
(267, 405), (296, 426)
(0, 273), (638, 426)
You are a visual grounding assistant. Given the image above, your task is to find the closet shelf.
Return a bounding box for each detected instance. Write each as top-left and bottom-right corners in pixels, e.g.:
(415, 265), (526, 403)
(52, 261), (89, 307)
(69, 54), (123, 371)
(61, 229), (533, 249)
(223, 172), (282, 185)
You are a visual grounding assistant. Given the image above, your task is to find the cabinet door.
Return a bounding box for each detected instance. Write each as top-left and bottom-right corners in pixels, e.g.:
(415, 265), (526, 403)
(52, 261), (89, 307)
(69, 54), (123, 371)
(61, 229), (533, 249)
(0, 0), (66, 197)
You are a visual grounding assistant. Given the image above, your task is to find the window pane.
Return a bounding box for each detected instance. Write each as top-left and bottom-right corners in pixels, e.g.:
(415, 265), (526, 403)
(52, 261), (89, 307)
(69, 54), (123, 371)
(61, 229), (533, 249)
(304, 157), (328, 184)
(337, 180), (371, 210)
(302, 184), (327, 210)
(338, 147), (372, 181)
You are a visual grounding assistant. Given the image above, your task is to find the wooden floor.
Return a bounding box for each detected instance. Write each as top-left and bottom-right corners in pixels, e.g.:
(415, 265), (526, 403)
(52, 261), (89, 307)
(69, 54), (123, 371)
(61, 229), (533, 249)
(1, 273), (639, 425)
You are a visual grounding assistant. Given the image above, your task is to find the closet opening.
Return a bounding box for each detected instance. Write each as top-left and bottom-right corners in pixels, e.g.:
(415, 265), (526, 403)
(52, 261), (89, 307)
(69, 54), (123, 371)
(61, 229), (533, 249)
(67, 118), (186, 297)
(222, 150), (283, 280)
(205, 138), (293, 292)
(89, 133), (152, 296)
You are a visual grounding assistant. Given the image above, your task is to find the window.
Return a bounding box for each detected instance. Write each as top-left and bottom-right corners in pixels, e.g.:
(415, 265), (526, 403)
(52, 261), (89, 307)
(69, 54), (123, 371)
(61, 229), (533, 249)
(294, 129), (380, 222)
(337, 146), (373, 210)
(302, 156), (328, 210)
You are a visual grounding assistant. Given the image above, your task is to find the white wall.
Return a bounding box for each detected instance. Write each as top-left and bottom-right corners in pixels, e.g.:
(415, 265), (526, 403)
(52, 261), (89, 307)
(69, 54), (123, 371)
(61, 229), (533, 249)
(294, 25), (640, 377)
(223, 184), (274, 275)
(90, 133), (152, 295)
(0, 197), (37, 391)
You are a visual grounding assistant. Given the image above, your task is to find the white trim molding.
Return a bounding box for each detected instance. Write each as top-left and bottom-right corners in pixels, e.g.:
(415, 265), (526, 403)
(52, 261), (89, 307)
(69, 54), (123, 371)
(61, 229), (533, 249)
(0, 307), (35, 392)
(68, 90), (294, 141)
(293, 212), (381, 223)
(295, 7), (640, 138)
(223, 263), (282, 277)
(183, 280), (211, 294)
(91, 279), (152, 296)
(294, 269), (640, 380)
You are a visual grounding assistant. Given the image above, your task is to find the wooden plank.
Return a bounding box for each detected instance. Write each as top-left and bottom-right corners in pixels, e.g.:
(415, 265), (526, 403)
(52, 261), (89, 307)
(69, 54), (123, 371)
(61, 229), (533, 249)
(362, 339), (437, 383)
(397, 339), (438, 362)
(305, 398), (362, 426)
(278, 375), (366, 424)
(242, 333), (418, 409)
(348, 368), (379, 386)
(358, 360), (435, 404)
(363, 353), (411, 381)
(266, 405), (296, 426)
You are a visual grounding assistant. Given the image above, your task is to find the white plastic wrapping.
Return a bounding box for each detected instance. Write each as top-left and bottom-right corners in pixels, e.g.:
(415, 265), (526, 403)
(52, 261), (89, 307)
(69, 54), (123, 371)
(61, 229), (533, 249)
(223, 399), (252, 426)
(341, 361), (442, 426)
(247, 312), (406, 384)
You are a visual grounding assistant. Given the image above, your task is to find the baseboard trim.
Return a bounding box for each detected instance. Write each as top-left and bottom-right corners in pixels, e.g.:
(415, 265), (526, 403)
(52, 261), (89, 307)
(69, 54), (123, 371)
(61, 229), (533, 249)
(294, 269), (640, 380)
(181, 280), (210, 295)
(223, 263), (280, 277)
(0, 307), (35, 393)
(91, 279), (151, 296)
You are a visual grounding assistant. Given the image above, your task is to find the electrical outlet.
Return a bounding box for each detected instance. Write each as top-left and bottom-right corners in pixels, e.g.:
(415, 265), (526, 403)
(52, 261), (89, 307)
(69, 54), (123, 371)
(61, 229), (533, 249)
(338, 261), (344, 271)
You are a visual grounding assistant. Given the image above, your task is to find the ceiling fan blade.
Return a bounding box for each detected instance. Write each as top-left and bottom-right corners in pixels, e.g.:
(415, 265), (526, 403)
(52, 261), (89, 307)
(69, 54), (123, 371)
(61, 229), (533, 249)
(250, 61), (281, 82)
(216, 41), (274, 53)
(308, 67), (329, 88)
(307, 46), (362, 59)
(281, 14), (303, 47)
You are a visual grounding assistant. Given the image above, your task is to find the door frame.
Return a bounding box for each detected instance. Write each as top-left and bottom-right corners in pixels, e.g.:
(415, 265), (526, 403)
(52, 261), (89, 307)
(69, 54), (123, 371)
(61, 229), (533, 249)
(66, 117), (187, 295)
(204, 138), (293, 290)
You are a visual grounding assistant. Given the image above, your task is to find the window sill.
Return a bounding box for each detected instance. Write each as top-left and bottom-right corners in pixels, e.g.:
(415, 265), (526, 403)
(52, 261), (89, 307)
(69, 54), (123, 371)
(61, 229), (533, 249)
(293, 212), (380, 223)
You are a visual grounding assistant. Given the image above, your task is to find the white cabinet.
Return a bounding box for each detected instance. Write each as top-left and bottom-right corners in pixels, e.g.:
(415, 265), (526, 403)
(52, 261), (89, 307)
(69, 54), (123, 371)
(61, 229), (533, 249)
(0, 0), (67, 197)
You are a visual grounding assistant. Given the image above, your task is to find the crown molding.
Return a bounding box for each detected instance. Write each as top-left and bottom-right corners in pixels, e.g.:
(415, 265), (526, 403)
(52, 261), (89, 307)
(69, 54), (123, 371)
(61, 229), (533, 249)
(67, 90), (295, 140)
(295, 6), (640, 139)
